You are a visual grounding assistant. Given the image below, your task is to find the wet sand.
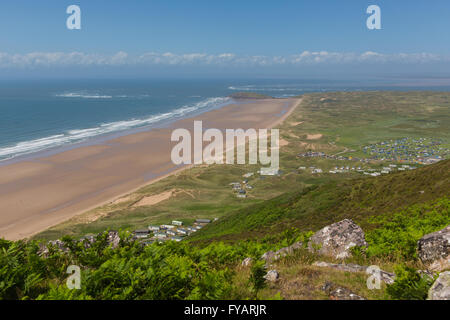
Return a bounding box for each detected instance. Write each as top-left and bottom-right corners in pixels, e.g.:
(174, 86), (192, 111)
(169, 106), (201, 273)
(0, 98), (301, 240)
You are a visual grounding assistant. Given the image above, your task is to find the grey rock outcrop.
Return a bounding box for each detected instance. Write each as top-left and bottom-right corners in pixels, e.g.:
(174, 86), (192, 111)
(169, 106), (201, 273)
(38, 239), (70, 256)
(308, 219), (368, 259)
(418, 225), (450, 272)
(105, 230), (121, 249)
(38, 230), (122, 257)
(241, 257), (253, 267)
(428, 271), (450, 300)
(261, 250), (276, 263)
(261, 241), (304, 264)
(322, 281), (365, 300)
(313, 261), (395, 284)
(264, 270), (279, 282)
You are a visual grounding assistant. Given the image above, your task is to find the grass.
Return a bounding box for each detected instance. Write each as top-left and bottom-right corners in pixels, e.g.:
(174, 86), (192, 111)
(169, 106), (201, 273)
(232, 251), (388, 300)
(190, 159), (449, 242)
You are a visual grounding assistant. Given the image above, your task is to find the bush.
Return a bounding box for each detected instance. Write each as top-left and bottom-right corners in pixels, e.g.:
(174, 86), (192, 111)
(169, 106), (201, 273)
(249, 260), (267, 298)
(386, 265), (434, 300)
(0, 229), (299, 300)
(365, 197), (450, 261)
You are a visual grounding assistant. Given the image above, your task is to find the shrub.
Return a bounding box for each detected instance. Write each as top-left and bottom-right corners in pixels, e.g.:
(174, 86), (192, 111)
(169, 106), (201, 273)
(386, 265), (434, 300)
(365, 197), (450, 261)
(249, 260), (267, 298)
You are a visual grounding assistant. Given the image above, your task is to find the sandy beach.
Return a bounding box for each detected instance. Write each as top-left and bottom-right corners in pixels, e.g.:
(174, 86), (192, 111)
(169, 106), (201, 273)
(0, 97), (301, 240)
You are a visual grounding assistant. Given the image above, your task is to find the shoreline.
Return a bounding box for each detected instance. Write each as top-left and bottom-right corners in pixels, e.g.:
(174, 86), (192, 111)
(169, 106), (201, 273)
(0, 98), (237, 167)
(0, 97), (302, 240)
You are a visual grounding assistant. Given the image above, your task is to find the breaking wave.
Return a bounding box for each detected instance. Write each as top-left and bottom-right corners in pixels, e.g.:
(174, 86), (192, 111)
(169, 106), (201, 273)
(0, 96), (230, 161)
(228, 85), (324, 92)
(55, 92), (114, 99)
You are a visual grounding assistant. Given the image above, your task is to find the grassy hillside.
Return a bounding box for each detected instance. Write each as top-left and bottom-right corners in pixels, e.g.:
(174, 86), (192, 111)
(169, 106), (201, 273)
(2, 191), (448, 300)
(189, 159), (450, 242)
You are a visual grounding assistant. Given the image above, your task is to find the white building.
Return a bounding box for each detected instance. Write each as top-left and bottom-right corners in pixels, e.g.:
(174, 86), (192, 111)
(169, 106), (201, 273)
(154, 232), (167, 239)
(161, 224), (176, 230)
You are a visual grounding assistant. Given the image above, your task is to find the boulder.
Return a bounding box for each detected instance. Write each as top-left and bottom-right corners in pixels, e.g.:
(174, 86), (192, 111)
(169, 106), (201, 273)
(241, 257), (253, 267)
(261, 241), (304, 264)
(313, 261), (395, 284)
(37, 230), (122, 257)
(313, 261), (366, 273)
(261, 251), (276, 263)
(38, 239), (70, 257)
(105, 230), (121, 249)
(308, 219), (368, 259)
(428, 271), (450, 300)
(264, 270), (279, 282)
(322, 281), (365, 300)
(417, 225), (450, 272)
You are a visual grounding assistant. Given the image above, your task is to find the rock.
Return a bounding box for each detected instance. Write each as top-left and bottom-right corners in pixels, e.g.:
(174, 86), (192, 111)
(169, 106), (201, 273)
(428, 271), (450, 300)
(276, 246), (293, 257)
(38, 230), (122, 257)
(38, 239), (70, 257)
(261, 251), (276, 263)
(313, 261), (366, 273)
(417, 225), (450, 272)
(105, 230), (121, 249)
(308, 219), (368, 259)
(418, 269), (438, 279)
(260, 241), (304, 264)
(79, 235), (96, 248)
(50, 239), (70, 252)
(313, 261), (395, 284)
(366, 266), (396, 285)
(289, 241), (304, 251)
(264, 270), (279, 282)
(322, 281), (365, 300)
(241, 257), (253, 267)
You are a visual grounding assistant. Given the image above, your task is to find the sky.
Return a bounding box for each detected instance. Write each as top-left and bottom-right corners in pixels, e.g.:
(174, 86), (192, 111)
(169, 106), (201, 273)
(0, 0), (449, 79)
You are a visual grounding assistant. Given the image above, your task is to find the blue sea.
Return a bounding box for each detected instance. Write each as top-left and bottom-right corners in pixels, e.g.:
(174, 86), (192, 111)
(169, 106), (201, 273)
(0, 78), (449, 162)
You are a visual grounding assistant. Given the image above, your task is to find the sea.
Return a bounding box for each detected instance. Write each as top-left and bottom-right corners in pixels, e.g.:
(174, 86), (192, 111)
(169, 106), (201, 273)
(0, 78), (449, 163)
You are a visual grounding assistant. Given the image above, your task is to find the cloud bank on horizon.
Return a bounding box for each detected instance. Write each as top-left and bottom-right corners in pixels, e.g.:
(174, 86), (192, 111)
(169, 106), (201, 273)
(1, 1), (449, 78)
(1, 50), (447, 69)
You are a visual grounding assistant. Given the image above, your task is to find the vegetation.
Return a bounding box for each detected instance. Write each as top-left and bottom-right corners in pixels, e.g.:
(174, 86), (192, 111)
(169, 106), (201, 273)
(3, 91), (448, 300)
(365, 197), (450, 261)
(386, 265), (435, 300)
(249, 260), (267, 298)
(190, 159), (449, 242)
(0, 230), (309, 300)
(1, 192), (448, 300)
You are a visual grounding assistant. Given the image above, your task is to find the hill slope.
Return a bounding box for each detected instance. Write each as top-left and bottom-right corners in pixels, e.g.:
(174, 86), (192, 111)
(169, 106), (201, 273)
(190, 159), (450, 242)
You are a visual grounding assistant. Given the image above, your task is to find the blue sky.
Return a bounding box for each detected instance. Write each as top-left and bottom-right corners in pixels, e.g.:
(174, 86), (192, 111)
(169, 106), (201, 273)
(0, 0), (449, 78)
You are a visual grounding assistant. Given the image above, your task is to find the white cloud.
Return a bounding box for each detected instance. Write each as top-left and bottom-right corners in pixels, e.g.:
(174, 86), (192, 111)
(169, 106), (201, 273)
(0, 51), (447, 68)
